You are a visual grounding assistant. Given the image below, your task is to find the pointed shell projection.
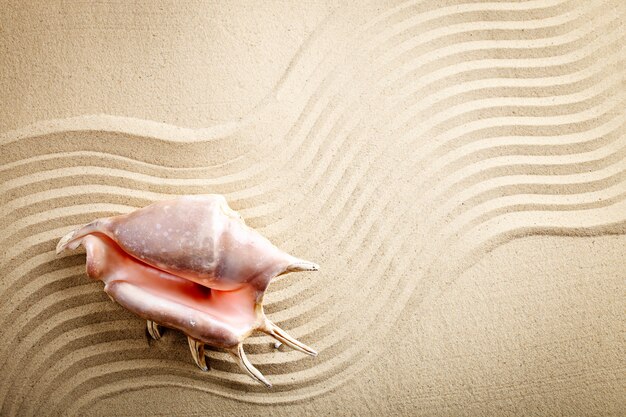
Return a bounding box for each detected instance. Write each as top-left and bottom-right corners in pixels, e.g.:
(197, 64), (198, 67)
(56, 194), (319, 387)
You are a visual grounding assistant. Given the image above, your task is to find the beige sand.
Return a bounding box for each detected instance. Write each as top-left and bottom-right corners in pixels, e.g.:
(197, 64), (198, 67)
(0, 0), (624, 416)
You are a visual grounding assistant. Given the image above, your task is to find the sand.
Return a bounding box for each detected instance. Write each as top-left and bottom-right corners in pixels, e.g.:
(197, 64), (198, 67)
(0, 0), (624, 416)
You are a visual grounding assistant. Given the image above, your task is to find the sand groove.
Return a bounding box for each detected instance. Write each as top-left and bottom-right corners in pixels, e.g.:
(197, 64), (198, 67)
(1, 0), (624, 415)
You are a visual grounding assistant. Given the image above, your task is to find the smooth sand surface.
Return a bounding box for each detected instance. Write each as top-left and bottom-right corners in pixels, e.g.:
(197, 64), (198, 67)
(0, 1), (624, 416)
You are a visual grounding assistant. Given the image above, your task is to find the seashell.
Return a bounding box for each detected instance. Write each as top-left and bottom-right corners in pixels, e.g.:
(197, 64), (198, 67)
(56, 194), (319, 387)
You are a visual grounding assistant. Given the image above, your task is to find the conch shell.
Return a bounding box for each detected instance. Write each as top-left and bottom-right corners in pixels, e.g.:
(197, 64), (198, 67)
(56, 194), (319, 387)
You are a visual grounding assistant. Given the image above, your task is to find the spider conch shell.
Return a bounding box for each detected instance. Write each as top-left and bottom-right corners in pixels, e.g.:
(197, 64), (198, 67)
(56, 194), (319, 387)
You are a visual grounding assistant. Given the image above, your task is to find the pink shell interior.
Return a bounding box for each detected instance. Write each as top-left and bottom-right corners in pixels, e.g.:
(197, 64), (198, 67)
(81, 233), (259, 347)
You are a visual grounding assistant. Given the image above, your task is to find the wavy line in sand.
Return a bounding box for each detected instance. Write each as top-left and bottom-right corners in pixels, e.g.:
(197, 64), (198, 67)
(1, 0), (604, 180)
(2, 103), (623, 296)
(2, 44), (620, 250)
(3, 115), (620, 412)
(4, 125), (620, 412)
(3, 120), (620, 348)
(3, 86), (620, 414)
(3, 0), (616, 272)
(1, 2), (616, 231)
(2, 0), (621, 412)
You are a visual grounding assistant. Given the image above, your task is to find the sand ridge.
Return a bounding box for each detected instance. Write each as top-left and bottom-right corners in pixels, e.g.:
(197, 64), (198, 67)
(0, 0), (625, 415)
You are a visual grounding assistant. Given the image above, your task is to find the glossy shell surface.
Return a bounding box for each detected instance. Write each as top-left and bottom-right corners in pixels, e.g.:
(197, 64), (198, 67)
(56, 194), (319, 387)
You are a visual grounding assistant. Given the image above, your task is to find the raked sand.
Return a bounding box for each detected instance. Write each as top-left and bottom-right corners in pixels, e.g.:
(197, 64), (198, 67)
(0, 1), (624, 416)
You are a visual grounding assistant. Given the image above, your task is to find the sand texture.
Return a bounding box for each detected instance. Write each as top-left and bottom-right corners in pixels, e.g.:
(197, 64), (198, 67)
(1, 0), (625, 416)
